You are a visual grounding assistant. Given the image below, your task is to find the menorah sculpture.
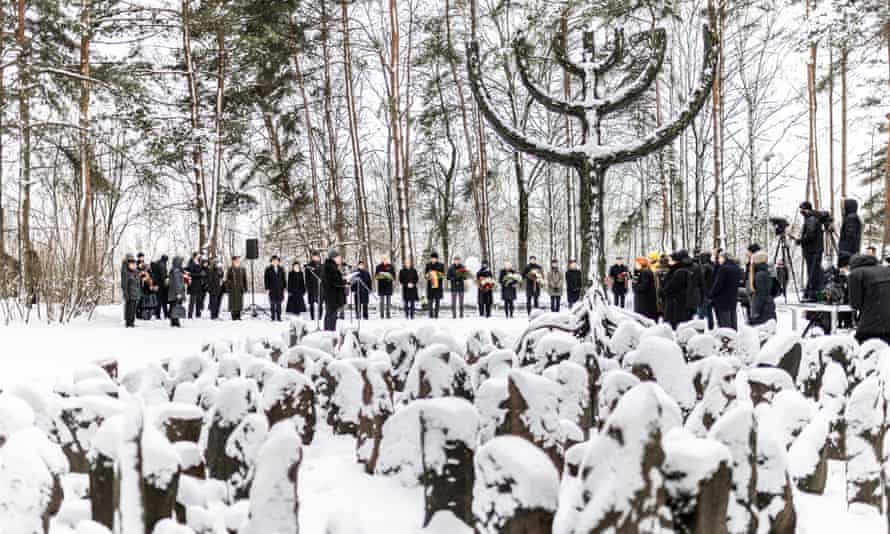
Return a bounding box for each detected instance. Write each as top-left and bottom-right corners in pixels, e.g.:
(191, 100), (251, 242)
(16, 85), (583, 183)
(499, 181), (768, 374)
(467, 8), (718, 280)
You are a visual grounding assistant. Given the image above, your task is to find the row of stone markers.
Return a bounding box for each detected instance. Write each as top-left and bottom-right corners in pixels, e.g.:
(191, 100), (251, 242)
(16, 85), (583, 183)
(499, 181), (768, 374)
(1, 291), (888, 533)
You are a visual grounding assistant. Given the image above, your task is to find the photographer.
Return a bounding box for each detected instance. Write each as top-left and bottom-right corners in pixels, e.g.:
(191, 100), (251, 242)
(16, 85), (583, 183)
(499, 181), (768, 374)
(797, 201), (824, 301)
(848, 253), (890, 344)
(838, 198), (862, 257)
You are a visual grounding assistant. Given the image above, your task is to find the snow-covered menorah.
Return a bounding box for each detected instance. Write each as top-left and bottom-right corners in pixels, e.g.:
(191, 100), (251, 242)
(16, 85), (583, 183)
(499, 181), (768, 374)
(1, 300), (888, 534)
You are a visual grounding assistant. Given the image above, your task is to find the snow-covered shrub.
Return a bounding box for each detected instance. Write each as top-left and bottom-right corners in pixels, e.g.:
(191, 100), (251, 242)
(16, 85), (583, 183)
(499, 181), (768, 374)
(377, 398), (479, 526)
(555, 383), (681, 534)
(261, 369), (316, 445)
(623, 336), (696, 412)
(662, 427), (732, 534)
(240, 423), (302, 534)
(473, 436), (559, 534)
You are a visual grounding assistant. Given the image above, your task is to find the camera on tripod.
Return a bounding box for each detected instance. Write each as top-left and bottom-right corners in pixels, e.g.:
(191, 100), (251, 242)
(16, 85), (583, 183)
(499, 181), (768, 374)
(814, 210), (833, 227)
(769, 217), (789, 236)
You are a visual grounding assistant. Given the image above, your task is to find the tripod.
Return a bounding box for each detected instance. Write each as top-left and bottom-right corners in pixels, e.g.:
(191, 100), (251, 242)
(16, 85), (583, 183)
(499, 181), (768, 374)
(772, 232), (801, 302)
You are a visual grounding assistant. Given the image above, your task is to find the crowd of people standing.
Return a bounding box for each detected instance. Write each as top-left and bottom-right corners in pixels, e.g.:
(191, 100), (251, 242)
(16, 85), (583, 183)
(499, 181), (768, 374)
(120, 248), (588, 331)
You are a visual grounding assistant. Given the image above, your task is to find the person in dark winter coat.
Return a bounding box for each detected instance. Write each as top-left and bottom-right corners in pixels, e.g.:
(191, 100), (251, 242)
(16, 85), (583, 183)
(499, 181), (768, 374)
(608, 257), (629, 308)
(848, 254), (890, 344)
(686, 256), (703, 316)
(522, 257), (544, 314)
(375, 256), (396, 319)
(186, 257), (207, 319)
(123, 257), (141, 327)
(351, 261), (372, 320)
(797, 201), (824, 301)
(709, 253), (742, 330)
(137, 259), (157, 320)
(546, 260), (563, 312)
(655, 255), (671, 318)
(322, 249), (347, 331)
(207, 260), (224, 320)
(697, 253), (716, 329)
(446, 256), (468, 318)
(305, 252), (324, 321)
(838, 198), (862, 257)
(748, 251), (777, 326)
(632, 257), (658, 320)
(150, 255), (170, 319)
(476, 261), (495, 318)
(286, 262), (307, 316)
(399, 259), (420, 319)
(264, 255), (287, 321)
(499, 262), (519, 318)
(662, 250), (693, 329)
(168, 256), (188, 327)
(225, 256), (248, 320)
(565, 260), (583, 308)
(424, 252), (446, 318)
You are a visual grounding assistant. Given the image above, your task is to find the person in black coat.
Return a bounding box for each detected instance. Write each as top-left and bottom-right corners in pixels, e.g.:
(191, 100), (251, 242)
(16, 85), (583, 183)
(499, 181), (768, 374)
(838, 198), (862, 257)
(565, 260), (583, 308)
(476, 261), (494, 318)
(522, 256), (544, 314)
(123, 257), (141, 327)
(632, 257), (658, 320)
(446, 256), (467, 319)
(150, 255), (170, 319)
(305, 252), (324, 321)
(351, 261), (372, 320)
(797, 201), (824, 301)
(264, 255), (287, 321)
(608, 257), (629, 308)
(697, 253), (716, 329)
(207, 260), (224, 320)
(286, 262), (307, 316)
(375, 256), (396, 319)
(748, 251), (777, 326)
(848, 254), (890, 344)
(499, 262), (519, 318)
(709, 253), (741, 330)
(322, 249), (347, 331)
(399, 259), (420, 319)
(662, 249), (693, 329)
(187, 257), (207, 319)
(424, 252), (446, 318)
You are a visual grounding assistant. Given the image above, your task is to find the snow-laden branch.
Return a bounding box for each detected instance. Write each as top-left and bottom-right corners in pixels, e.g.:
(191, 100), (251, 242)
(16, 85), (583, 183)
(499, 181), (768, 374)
(551, 32), (585, 80)
(514, 33), (588, 122)
(591, 28), (625, 76)
(596, 28), (666, 118)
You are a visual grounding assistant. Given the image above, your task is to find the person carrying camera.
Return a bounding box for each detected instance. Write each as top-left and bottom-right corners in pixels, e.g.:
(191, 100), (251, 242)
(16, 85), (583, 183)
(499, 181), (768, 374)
(848, 253), (890, 344)
(797, 201), (824, 302)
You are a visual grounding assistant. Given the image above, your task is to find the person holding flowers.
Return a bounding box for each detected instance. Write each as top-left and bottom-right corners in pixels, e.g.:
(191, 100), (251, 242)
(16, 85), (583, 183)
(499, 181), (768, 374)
(476, 260), (495, 318)
(446, 255), (470, 318)
(547, 259), (564, 312)
(375, 255), (396, 319)
(424, 252), (446, 318)
(499, 261), (521, 318)
(522, 256), (544, 314)
(399, 258), (420, 319)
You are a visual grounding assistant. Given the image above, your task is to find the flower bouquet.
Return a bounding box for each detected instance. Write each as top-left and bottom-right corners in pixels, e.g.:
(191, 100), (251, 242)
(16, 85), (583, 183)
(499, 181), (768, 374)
(455, 266), (473, 280)
(503, 272), (522, 287)
(375, 271), (394, 282)
(478, 277), (496, 291)
(426, 270), (441, 289)
(527, 269), (543, 284)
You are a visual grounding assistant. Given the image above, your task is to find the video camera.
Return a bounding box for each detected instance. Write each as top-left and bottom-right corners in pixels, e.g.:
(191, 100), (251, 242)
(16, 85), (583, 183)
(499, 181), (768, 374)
(769, 217), (789, 236)
(814, 210), (833, 227)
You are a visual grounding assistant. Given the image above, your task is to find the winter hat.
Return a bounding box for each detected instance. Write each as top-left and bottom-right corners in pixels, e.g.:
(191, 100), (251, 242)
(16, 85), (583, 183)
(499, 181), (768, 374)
(799, 201), (813, 211)
(327, 248), (340, 260)
(430, 252), (439, 259)
(747, 244), (761, 254)
(752, 251), (769, 264)
(160, 254), (169, 262)
(838, 251), (852, 268)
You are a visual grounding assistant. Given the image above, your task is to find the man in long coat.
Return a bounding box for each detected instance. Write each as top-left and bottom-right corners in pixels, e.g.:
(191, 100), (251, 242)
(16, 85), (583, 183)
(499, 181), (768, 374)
(225, 255), (248, 320)
(264, 255), (287, 321)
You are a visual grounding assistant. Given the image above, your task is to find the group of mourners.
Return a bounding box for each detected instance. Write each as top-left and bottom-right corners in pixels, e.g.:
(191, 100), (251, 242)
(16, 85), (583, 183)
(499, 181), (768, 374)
(610, 248), (779, 331)
(120, 248), (590, 331)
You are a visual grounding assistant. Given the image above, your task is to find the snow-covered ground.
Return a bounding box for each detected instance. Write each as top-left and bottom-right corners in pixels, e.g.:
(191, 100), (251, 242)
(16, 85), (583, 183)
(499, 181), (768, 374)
(1, 303), (884, 533)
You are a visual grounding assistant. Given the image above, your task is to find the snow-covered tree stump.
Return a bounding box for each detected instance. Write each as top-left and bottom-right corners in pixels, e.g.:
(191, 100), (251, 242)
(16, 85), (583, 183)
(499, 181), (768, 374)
(240, 423), (302, 534)
(262, 370), (316, 445)
(845, 376), (885, 513)
(473, 436), (559, 534)
(377, 398), (480, 527)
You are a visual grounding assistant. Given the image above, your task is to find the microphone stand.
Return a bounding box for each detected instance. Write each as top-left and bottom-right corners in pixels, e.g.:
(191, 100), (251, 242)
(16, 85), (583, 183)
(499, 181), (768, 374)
(306, 266), (323, 331)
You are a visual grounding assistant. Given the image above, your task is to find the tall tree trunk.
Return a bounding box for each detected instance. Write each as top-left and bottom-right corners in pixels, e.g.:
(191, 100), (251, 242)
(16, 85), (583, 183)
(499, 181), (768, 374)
(400, 2), (415, 261)
(75, 0), (92, 294)
(828, 47), (835, 217)
(209, 10), (225, 258)
(16, 0), (32, 287)
(388, 0), (409, 262)
(709, 0), (722, 252)
(561, 14), (575, 261)
(181, 0), (208, 253)
(321, 0), (345, 248)
(806, 0), (820, 209)
(841, 48), (848, 199)
(515, 152), (528, 269)
(292, 40), (322, 239)
(341, 1), (372, 266)
(0, 1), (5, 257)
